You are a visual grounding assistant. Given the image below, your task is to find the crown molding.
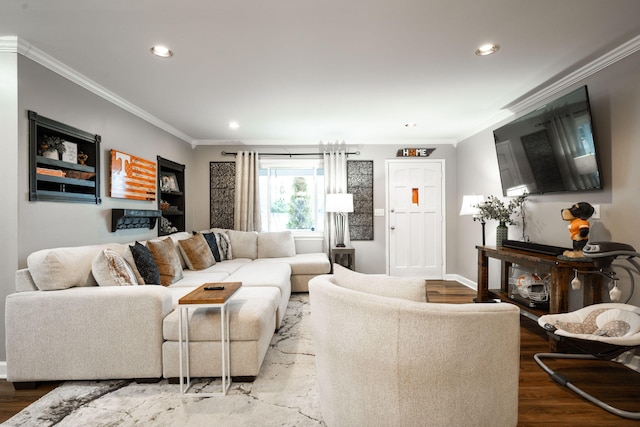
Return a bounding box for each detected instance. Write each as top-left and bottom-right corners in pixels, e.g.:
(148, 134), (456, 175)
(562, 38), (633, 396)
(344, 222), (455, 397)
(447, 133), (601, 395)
(458, 34), (640, 144)
(2, 36), (195, 146)
(504, 34), (640, 115)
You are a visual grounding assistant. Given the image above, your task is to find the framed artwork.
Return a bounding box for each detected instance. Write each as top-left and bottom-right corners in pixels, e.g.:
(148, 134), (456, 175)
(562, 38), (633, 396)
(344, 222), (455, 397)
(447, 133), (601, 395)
(160, 172), (180, 192)
(110, 149), (157, 200)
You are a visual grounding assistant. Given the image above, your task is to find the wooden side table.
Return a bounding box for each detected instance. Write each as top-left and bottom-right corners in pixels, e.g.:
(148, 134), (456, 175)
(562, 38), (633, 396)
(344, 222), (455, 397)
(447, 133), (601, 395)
(178, 282), (241, 396)
(331, 247), (355, 271)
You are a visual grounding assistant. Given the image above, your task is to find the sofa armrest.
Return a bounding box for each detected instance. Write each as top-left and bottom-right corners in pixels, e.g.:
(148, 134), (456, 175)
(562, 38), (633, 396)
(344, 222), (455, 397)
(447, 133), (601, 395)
(6, 285), (174, 382)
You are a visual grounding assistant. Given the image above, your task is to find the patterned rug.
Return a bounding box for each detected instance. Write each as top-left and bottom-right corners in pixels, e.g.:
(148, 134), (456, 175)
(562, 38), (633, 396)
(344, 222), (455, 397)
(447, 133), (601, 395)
(3, 295), (325, 427)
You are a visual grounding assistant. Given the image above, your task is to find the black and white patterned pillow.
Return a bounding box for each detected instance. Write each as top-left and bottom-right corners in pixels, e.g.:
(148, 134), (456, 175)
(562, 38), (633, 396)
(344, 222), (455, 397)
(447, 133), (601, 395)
(197, 231), (221, 262)
(214, 232), (233, 261)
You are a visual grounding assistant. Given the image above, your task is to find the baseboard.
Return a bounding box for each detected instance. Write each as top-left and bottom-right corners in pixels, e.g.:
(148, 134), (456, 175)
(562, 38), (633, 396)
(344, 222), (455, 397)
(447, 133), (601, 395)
(0, 361), (6, 379)
(452, 274), (477, 290)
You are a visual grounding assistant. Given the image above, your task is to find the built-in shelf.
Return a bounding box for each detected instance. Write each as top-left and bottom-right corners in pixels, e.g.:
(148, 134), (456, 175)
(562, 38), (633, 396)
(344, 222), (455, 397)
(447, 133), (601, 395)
(29, 111), (101, 204)
(157, 157), (186, 236)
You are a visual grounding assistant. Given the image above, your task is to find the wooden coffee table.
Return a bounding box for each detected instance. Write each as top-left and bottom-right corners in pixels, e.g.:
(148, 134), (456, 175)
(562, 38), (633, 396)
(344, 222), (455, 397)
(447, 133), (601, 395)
(178, 282), (241, 396)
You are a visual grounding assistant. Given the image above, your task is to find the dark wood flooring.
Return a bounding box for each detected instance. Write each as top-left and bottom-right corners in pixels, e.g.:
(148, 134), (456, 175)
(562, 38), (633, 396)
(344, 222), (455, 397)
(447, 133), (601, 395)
(1, 281), (639, 425)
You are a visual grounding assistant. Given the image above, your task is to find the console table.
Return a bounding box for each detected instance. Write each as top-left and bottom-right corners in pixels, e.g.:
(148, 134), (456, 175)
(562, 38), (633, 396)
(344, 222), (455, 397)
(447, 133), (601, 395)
(476, 245), (603, 321)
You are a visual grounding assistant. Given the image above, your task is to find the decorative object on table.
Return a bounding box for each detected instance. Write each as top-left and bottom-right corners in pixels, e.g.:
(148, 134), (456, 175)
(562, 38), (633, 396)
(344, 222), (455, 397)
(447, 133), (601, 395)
(40, 135), (67, 160)
(110, 149), (157, 201)
(326, 193), (354, 247)
(560, 202), (594, 258)
(77, 151), (89, 165)
(476, 194), (528, 247)
(459, 194), (486, 245)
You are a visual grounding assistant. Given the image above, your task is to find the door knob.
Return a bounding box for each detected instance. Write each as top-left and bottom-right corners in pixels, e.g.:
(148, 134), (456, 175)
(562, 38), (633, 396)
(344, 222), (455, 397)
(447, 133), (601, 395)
(390, 226), (395, 230)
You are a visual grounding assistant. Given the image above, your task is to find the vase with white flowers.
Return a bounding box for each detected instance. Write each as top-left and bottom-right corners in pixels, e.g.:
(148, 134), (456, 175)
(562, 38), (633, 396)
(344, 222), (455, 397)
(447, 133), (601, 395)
(476, 194), (528, 246)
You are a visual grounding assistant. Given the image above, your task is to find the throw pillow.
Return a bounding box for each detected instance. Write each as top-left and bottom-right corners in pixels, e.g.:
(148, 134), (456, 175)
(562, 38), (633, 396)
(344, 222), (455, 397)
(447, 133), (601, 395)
(214, 232), (233, 261)
(178, 233), (215, 270)
(91, 248), (138, 286)
(227, 230), (258, 259)
(331, 264), (429, 302)
(257, 231), (296, 258)
(146, 237), (184, 286)
(199, 231), (222, 262)
(129, 241), (161, 285)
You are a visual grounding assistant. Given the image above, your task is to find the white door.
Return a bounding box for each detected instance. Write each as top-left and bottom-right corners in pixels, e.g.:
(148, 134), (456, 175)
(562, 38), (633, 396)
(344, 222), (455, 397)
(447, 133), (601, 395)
(386, 160), (444, 279)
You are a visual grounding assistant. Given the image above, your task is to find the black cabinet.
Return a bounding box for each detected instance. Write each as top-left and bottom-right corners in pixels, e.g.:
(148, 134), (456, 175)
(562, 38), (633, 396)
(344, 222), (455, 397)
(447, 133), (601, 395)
(29, 111), (101, 204)
(158, 156), (185, 236)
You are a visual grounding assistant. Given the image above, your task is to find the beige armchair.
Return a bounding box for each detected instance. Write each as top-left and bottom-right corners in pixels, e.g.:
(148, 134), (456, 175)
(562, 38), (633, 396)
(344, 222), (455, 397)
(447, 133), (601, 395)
(309, 267), (520, 427)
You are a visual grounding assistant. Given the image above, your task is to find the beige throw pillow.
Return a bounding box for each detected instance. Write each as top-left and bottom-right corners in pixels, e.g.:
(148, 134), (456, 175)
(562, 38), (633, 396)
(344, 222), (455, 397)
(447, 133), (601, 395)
(228, 230), (258, 259)
(147, 237), (184, 286)
(332, 264), (428, 302)
(178, 233), (215, 270)
(91, 248), (138, 286)
(257, 231), (296, 258)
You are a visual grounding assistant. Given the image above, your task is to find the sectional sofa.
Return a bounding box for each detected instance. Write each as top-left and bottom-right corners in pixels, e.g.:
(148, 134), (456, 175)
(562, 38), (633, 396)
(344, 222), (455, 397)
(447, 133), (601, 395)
(5, 229), (330, 387)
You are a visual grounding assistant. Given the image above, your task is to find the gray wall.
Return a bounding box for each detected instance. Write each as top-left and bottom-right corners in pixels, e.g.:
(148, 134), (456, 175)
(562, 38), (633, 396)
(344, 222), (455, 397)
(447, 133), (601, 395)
(0, 55), (195, 362)
(191, 144), (457, 275)
(456, 49), (640, 307)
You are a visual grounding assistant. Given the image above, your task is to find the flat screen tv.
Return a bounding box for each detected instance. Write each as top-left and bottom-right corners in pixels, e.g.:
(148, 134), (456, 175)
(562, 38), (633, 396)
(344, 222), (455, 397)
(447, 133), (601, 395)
(493, 85), (602, 196)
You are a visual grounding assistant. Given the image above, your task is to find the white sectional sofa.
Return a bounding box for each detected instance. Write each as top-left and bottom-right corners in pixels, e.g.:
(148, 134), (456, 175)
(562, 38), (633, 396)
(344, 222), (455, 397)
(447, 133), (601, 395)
(5, 229), (330, 387)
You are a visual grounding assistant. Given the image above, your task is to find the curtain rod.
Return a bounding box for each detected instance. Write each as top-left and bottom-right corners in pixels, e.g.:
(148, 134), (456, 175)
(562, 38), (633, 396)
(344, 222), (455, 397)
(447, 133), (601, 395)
(221, 151), (360, 157)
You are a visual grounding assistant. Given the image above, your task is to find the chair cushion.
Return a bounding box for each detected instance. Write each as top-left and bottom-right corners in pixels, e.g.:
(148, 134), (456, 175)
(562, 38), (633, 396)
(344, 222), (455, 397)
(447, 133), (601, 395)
(331, 264), (428, 302)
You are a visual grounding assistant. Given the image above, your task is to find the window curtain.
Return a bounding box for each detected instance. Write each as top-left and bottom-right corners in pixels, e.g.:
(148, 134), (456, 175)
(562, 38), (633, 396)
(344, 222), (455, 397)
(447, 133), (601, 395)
(234, 151), (262, 231)
(323, 149), (349, 252)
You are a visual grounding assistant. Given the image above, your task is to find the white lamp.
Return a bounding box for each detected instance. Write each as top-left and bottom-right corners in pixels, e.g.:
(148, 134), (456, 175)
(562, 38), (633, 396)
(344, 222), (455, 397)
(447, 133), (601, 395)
(460, 194), (486, 246)
(326, 193), (354, 247)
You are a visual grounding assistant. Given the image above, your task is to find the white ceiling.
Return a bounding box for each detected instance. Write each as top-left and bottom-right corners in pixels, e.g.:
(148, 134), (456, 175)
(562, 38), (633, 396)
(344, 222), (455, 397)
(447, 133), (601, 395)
(2, 0), (640, 146)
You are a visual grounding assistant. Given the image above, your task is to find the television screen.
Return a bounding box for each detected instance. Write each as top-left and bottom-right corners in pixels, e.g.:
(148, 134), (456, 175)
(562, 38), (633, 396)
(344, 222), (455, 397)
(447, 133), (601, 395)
(493, 85), (602, 196)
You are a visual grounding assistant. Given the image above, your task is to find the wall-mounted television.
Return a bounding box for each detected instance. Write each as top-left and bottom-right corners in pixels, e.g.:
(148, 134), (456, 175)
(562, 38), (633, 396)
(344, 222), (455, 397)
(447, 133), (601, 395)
(493, 85), (602, 196)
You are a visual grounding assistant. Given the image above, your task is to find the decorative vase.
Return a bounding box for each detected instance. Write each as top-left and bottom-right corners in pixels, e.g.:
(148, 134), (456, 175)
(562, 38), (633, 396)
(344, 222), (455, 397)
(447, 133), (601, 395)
(43, 150), (60, 160)
(496, 223), (509, 247)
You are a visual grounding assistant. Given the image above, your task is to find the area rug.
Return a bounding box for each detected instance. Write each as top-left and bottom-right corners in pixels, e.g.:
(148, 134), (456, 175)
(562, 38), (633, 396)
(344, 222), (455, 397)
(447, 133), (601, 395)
(3, 294), (325, 427)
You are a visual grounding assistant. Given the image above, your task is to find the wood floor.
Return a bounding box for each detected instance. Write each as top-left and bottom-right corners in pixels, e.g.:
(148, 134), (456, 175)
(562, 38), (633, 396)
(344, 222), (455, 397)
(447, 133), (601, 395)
(1, 281), (639, 426)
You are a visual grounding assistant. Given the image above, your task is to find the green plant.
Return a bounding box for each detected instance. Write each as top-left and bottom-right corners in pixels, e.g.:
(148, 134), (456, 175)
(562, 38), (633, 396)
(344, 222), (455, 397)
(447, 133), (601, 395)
(476, 194), (528, 226)
(42, 135), (67, 154)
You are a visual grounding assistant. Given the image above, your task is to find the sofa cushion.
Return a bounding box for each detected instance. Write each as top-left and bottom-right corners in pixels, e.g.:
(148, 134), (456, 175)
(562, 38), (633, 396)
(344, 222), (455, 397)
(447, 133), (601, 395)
(199, 232), (222, 262)
(228, 230), (258, 259)
(163, 286), (280, 341)
(91, 249), (138, 286)
(177, 233), (215, 270)
(214, 232), (233, 261)
(257, 231), (296, 258)
(26, 244), (127, 291)
(331, 264), (428, 302)
(129, 242), (160, 285)
(147, 237), (184, 286)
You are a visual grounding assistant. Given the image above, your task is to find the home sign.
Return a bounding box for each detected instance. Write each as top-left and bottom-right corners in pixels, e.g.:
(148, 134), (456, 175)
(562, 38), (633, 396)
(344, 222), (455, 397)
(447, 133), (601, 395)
(396, 148), (435, 157)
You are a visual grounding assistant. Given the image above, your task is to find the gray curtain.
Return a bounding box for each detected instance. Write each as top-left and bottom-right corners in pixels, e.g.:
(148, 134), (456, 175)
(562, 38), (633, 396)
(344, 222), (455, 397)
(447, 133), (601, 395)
(234, 151), (261, 231)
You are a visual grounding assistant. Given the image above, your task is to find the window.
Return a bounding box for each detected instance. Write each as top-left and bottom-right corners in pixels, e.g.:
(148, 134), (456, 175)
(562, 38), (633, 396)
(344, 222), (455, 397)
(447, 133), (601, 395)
(259, 159), (325, 233)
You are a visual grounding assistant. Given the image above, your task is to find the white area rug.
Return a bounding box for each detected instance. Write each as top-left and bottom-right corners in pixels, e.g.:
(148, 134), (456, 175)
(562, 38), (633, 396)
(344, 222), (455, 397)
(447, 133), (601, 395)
(3, 294), (325, 427)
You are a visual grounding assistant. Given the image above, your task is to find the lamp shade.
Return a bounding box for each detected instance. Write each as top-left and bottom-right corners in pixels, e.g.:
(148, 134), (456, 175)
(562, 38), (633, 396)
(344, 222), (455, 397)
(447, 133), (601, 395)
(326, 193), (354, 213)
(460, 195), (484, 216)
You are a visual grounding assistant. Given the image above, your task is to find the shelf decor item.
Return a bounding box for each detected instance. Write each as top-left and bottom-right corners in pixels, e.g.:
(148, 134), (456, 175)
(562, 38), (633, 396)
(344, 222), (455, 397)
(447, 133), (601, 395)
(476, 194), (528, 247)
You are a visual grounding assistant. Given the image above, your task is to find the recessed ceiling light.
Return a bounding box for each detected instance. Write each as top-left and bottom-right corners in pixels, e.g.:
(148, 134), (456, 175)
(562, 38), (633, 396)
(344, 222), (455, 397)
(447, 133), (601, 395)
(404, 123), (417, 127)
(475, 43), (500, 56)
(150, 45), (173, 58)
(229, 121), (240, 130)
